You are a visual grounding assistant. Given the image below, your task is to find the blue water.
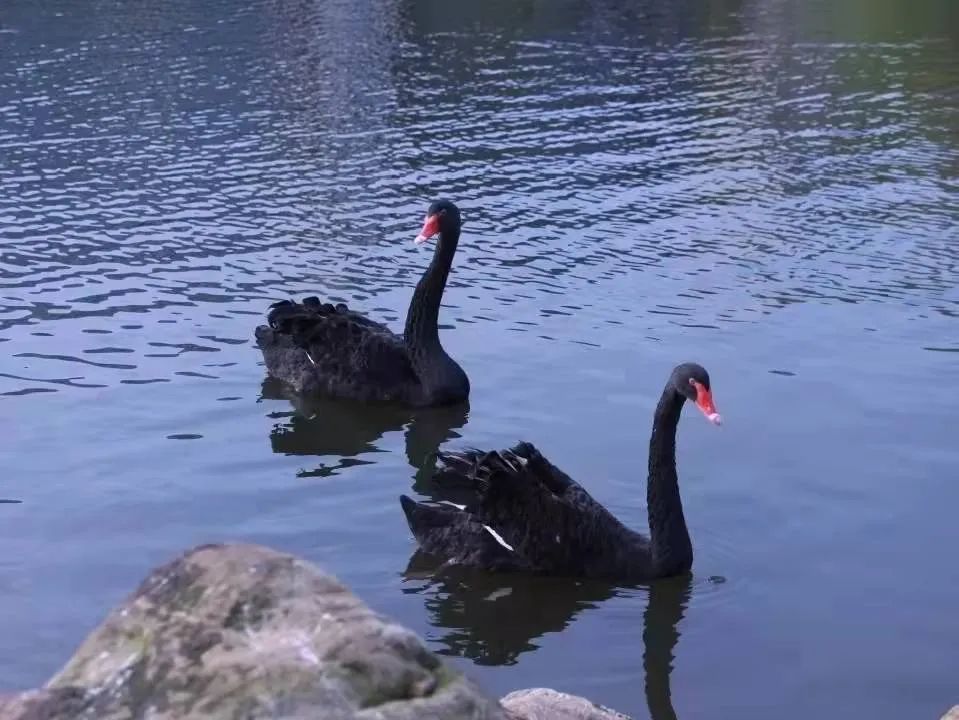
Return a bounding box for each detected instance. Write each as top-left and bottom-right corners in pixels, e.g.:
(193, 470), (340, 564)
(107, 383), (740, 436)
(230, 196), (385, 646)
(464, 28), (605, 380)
(2, 0), (957, 717)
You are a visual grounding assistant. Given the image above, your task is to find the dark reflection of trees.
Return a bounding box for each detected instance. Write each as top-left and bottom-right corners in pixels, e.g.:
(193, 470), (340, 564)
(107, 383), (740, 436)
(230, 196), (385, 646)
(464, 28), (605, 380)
(399, 0), (748, 41)
(403, 554), (690, 720)
(260, 378), (468, 478)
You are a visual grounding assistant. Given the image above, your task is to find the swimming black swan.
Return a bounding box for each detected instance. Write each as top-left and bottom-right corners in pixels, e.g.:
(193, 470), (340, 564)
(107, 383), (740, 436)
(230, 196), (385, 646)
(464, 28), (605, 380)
(254, 199), (469, 407)
(399, 362), (721, 581)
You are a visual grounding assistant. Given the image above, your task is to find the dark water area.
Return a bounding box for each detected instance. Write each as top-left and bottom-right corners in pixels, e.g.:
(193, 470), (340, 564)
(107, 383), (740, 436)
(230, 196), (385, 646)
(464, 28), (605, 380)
(1, 0), (957, 717)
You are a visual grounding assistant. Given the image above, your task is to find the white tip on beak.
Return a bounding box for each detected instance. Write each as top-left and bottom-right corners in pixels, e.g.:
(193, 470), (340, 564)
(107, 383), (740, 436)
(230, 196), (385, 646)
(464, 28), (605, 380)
(414, 212), (441, 245)
(706, 413), (722, 426)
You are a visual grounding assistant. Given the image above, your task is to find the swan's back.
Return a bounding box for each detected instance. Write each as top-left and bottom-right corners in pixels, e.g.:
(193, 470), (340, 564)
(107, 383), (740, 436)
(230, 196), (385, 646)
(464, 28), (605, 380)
(402, 443), (650, 579)
(255, 297), (419, 402)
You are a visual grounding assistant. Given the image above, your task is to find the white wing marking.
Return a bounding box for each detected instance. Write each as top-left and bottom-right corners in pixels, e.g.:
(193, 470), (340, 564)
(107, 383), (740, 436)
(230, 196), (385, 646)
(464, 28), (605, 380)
(483, 524), (514, 552)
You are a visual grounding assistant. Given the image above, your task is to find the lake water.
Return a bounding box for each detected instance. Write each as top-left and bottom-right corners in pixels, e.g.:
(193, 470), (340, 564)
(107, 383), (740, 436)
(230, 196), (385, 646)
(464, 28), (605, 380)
(1, 0), (957, 717)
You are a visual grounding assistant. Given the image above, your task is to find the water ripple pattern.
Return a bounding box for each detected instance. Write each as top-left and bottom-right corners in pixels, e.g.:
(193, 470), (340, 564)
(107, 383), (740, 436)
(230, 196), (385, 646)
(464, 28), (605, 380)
(3, 1), (959, 718)
(1, 0), (956, 395)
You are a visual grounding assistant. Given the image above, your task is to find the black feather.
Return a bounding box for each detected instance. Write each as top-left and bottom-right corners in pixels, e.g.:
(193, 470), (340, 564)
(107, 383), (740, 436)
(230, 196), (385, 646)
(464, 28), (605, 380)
(254, 200), (469, 407)
(255, 298), (418, 403)
(400, 363), (716, 581)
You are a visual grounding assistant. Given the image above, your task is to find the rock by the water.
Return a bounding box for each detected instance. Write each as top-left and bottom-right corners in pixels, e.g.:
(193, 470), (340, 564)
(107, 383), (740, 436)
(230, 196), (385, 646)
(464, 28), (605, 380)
(0, 543), (506, 720)
(501, 688), (632, 720)
(0, 543), (632, 720)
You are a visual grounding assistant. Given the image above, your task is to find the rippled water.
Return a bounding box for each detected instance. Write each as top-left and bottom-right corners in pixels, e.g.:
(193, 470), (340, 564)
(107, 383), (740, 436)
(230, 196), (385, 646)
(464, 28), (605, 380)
(2, 0), (958, 717)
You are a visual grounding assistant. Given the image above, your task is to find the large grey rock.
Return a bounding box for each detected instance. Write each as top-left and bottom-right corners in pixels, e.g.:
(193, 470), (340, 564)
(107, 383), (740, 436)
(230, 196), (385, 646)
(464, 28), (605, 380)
(0, 543), (507, 720)
(501, 688), (632, 720)
(941, 706), (959, 720)
(0, 543), (632, 720)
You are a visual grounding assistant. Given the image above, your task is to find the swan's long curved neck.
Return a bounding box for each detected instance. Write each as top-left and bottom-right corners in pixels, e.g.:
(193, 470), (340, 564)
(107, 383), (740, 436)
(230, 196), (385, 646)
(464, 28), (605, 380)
(404, 229), (459, 377)
(646, 386), (693, 575)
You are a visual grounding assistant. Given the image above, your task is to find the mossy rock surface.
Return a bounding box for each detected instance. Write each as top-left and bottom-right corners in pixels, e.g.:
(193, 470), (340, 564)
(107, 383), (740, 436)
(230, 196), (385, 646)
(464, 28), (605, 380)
(0, 543), (505, 720)
(0, 543), (631, 720)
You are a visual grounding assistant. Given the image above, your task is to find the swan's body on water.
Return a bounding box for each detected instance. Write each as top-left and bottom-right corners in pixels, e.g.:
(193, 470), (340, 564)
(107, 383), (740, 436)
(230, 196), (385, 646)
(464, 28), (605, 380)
(400, 363), (721, 581)
(254, 199), (469, 407)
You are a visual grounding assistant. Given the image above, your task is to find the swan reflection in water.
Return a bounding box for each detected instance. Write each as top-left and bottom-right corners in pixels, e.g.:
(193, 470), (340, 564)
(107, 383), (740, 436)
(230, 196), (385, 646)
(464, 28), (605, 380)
(403, 552), (691, 720)
(641, 575), (691, 720)
(260, 378), (469, 478)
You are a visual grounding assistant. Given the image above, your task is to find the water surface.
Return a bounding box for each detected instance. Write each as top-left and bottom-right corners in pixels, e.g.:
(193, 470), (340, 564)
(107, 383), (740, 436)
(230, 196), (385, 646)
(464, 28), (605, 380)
(1, 0), (958, 717)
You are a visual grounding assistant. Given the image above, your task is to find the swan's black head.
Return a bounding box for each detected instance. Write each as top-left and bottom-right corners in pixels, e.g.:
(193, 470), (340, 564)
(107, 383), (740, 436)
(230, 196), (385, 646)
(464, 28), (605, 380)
(414, 199), (462, 245)
(671, 362), (722, 426)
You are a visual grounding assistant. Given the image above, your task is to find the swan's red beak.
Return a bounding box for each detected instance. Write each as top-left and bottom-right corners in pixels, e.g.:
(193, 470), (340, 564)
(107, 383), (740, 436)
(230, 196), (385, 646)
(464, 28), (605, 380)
(415, 214), (441, 245)
(691, 380), (722, 426)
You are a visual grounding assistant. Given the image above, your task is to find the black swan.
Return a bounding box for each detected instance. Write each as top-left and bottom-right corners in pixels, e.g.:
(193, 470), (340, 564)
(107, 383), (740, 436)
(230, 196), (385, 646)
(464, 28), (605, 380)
(254, 199), (469, 407)
(399, 362), (721, 581)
